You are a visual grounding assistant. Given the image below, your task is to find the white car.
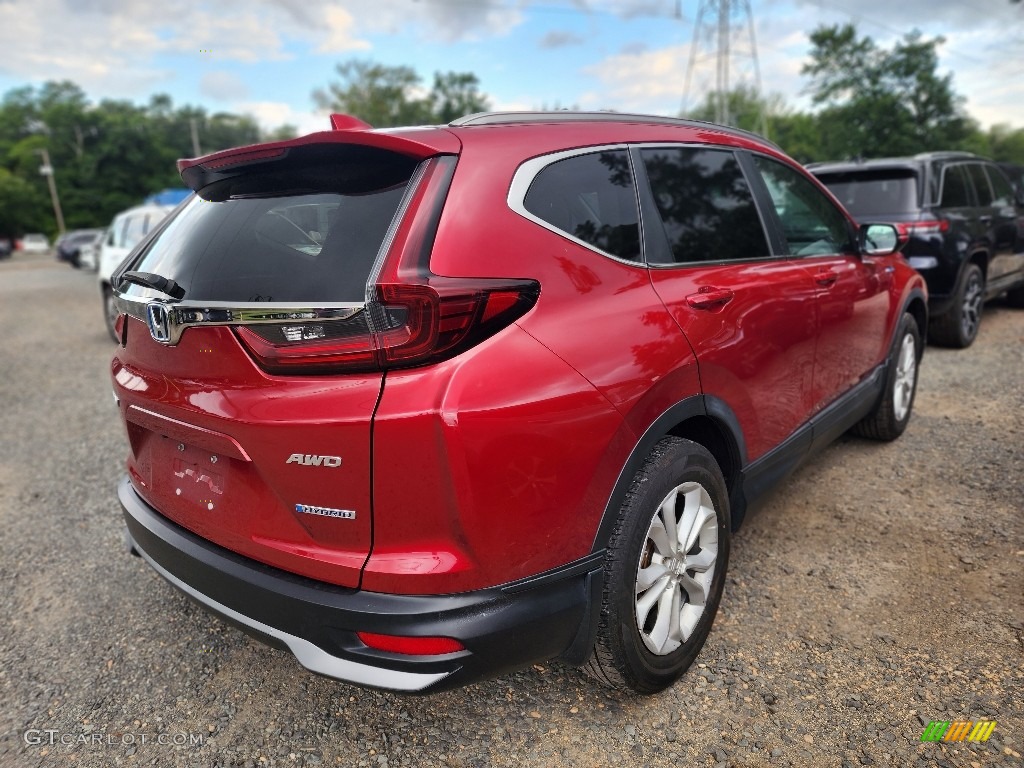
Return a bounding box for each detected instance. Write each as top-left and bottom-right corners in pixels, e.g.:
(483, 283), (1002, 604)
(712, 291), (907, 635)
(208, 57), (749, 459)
(98, 203), (177, 341)
(20, 233), (50, 253)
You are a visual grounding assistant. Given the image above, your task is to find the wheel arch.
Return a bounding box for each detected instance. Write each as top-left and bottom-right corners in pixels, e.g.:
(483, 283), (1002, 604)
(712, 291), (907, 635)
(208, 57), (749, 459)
(901, 287), (929, 349)
(590, 395), (748, 554)
(968, 249), (989, 281)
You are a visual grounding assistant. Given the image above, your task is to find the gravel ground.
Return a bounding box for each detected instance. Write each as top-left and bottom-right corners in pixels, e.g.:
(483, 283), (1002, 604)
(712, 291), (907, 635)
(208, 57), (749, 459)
(1, 253), (1022, 768)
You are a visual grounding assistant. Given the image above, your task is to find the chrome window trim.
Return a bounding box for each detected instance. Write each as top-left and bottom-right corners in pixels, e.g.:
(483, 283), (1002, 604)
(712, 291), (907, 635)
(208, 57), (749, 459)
(507, 144), (646, 267)
(114, 294), (365, 346)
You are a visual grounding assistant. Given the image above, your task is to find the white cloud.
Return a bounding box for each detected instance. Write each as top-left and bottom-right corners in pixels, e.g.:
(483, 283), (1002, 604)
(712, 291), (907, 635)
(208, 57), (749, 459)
(234, 100), (328, 136)
(200, 71), (249, 101)
(539, 30), (586, 49)
(316, 7), (372, 54)
(582, 44), (692, 114)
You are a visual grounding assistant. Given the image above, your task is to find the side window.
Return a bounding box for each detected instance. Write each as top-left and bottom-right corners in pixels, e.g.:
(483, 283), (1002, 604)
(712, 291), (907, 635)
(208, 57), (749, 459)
(524, 150), (641, 262)
(965, 164), (993, 206)
(940, 165), (972, 207)
(985, 165), (1016, 207)
(641, 147), (769, 265)
(753, 156), (851, 257)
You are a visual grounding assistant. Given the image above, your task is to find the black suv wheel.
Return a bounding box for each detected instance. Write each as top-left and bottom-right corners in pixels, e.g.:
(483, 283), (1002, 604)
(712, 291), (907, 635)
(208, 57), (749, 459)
(931, 263), (984, 348)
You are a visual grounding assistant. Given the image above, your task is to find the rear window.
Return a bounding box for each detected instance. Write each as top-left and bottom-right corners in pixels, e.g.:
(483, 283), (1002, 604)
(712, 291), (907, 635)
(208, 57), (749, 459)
(120, 149), (417, 304)
(814, 170), (919, 217)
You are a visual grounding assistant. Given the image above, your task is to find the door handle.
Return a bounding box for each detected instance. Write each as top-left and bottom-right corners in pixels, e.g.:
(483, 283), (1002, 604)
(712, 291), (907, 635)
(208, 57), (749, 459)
(814, 269), (839, 287)
(686, 287), (735, 309)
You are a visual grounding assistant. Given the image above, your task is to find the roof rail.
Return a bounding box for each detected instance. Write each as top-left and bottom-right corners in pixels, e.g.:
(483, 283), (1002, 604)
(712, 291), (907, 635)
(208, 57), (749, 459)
(450, 111), (780, 150)
(912, 151), (979, 161)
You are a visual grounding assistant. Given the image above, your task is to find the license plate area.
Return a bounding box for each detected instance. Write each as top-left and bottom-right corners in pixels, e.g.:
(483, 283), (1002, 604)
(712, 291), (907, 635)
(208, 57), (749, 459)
(168, 444), (227, 511)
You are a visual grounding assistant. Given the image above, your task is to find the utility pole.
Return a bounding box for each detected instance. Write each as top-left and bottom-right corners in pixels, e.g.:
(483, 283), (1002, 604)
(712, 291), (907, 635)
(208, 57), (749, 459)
(35, 148), (66, 236)
(682, 0), (767, 136)
(189, 117), (202, 157)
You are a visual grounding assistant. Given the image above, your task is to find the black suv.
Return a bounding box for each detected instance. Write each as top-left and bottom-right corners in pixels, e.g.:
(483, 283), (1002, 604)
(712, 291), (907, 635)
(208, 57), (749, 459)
(809, 153), (1024, 347)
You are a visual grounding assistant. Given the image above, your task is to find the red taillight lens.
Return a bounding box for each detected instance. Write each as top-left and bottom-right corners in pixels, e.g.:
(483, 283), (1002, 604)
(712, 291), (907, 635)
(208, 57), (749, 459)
(895, 219), (949, 237)
(234, 278), (539, 375)
(235, 323), (378, 374)
(356, 632), (465, 656)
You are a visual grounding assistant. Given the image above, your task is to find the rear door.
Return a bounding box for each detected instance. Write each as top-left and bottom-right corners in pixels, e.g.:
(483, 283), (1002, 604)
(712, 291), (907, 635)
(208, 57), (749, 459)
(977, 163), (1024, 289)
(111, 144), (422, 588)
(638, 145), (820, 462)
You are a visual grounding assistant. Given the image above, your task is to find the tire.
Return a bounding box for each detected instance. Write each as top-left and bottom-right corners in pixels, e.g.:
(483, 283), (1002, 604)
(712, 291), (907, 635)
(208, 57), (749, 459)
(852, 312), (921, 441)
(102, 284), (120, 343)
(585, 437), (730, 694)
(931, 262), (984, 348)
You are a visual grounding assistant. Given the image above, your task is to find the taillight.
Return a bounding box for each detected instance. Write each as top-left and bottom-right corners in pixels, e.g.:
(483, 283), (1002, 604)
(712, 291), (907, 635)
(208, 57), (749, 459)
(235, 278), (539, 375)
(895, 219), (949, 237)
(234, 155), (540, 375)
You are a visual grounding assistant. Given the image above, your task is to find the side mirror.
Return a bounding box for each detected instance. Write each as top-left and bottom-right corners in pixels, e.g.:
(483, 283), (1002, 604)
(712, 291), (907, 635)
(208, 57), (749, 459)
(859, 223), (901, 256)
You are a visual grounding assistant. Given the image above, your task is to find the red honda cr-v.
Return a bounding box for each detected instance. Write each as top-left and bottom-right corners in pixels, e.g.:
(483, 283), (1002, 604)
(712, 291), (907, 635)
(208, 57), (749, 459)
(112, 112), (926, 694)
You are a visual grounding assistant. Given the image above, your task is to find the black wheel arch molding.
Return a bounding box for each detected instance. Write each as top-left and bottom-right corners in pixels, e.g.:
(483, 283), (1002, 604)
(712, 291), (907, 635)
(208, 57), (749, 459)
(589, 394), (748, 554)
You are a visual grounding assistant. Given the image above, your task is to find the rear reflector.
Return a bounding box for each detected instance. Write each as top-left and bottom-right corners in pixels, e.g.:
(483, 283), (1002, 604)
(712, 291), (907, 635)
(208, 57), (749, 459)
(356, 632), (465, 656)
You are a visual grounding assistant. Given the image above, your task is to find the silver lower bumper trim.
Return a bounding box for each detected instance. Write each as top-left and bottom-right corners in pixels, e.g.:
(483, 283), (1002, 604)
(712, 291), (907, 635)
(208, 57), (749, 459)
(130, 534), (451, 692)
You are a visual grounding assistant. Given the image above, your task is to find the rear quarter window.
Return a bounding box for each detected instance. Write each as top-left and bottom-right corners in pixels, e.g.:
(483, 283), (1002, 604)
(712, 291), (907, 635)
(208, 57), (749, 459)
(523, 149), (641, 262)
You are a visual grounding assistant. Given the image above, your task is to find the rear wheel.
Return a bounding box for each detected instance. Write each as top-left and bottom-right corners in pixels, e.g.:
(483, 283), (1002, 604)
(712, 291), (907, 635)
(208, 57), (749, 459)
(931, 263), (983, 348)
(585, 437), (730, 694)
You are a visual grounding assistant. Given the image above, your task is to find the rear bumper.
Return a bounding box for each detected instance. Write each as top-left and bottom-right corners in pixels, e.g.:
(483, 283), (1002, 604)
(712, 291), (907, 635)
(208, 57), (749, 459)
(119, 477), (602, 693)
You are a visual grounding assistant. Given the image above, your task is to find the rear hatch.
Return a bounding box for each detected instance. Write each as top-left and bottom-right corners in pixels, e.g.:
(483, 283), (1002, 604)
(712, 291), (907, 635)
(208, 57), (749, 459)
(111, 128), (459, 588)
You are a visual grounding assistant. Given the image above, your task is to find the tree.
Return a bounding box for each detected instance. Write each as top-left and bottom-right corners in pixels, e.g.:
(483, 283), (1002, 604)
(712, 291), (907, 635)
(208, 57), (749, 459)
(427, 72), (489, 123)
(802, 24), (975, 158)
(313, 61), (431, 127)
(686, 84), (771, 134)
(0, 81), (295, 237)
(313, 60), (490, 127)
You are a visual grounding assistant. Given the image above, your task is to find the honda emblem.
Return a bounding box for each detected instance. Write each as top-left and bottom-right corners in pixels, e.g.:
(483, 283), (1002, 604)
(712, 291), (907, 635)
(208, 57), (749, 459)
(146, 303), (171, 343)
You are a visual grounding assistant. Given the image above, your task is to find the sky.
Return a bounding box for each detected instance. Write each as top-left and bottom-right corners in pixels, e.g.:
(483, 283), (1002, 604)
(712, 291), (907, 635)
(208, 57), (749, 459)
(0, 0), (1021, 138)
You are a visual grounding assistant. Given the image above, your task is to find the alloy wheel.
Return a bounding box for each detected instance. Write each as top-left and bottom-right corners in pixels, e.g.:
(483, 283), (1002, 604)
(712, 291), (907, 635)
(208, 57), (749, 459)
(635, 481), (719, 655)
(961, 271), (983, 341)
(892, 332), (917, 423)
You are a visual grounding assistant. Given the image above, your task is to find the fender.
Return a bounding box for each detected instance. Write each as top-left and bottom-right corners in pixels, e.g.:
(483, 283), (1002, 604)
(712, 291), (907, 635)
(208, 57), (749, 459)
(898, 285), (929, 345)
(589, 394), (747, 554)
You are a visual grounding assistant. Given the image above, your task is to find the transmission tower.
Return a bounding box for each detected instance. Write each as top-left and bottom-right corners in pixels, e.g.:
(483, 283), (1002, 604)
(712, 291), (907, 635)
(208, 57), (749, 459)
(682, 0), (766, 135)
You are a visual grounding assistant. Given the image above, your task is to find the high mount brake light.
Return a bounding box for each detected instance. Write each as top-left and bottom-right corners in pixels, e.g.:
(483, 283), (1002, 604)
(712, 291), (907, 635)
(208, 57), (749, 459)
(234, 156), (540, 375)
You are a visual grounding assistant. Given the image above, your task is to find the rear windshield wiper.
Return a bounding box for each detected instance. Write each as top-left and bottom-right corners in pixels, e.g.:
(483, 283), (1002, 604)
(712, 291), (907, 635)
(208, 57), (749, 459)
(120, 271), (186, 300)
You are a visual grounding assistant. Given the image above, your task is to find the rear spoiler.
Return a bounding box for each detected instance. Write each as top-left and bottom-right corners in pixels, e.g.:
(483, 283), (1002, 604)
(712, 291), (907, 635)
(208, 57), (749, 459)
(177, 114), (461, 197)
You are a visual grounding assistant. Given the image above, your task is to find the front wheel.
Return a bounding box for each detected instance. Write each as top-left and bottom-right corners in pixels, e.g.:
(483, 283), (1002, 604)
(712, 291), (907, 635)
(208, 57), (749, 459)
(585, 437), (730, 694)
(852, 312), (921, 441)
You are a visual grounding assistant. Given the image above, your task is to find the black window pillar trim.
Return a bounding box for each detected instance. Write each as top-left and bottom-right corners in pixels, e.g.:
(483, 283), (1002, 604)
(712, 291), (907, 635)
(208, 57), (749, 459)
(628, 145), (674, 266)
